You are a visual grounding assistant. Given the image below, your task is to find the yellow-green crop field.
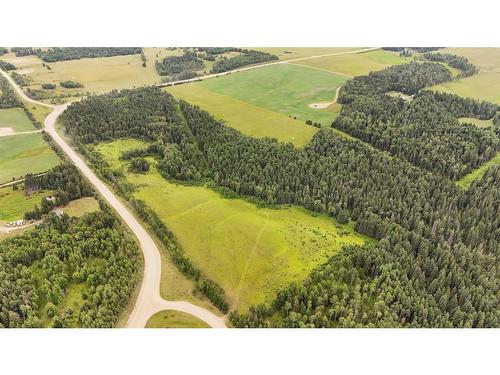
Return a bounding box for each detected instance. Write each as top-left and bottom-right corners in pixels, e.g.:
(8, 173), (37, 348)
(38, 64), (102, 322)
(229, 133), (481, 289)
(0, 107), (36, 132)
(430, 48), (500, 104)
(0, 133), (60, 184)
(289, 49), (412, 77)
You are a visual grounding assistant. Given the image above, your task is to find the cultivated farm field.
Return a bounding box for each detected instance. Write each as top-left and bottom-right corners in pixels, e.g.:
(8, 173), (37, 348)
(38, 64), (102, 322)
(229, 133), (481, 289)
(0, 133), (60, 184)
(167, 63), (348, 145)
(290, 49), (412, 77)
(0, 107), (37, 132)
(166, 84), (317, 147)
(95, 139), (372, 312)
(430, 48), (500, 104)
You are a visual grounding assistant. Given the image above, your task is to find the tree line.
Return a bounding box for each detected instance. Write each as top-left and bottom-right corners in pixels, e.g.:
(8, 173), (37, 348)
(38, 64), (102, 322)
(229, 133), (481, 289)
(334, 62), (499, 179)
(423, 52), (478, 77)
(210, 50), (278, 73)
(0, 74), (22, 108)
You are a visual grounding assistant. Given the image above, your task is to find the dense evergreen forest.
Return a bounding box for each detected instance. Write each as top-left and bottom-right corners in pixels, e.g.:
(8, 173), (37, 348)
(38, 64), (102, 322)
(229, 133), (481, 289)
(0, 74), (22, 108)
(155, 51), (204, 79)
(0, 47), (8, 56)
(37, 47), (141, 62)
(60, 57), (499, 327)
(0, 211), (141, 328)
(335, 62), (499, 179)
(1, 163), (141, 328)
(210, 50), (278, 73)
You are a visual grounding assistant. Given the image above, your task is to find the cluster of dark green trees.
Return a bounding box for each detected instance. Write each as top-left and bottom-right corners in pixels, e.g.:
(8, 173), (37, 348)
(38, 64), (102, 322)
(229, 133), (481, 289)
(0, 74), (22, 108)
(36, 47), (141, 62)
(24, 164), (94, 220)
(0, 47), (8, 56)
(334, 62), (499, 179)
(0, 211), (141, 328)
(60, 80), (84, 88)
(0, 60), (16, 71)
(59, 58), (499, 327)
(423, 52), (478, 77)
(210, 50), (278, 73)
(10, 47), (39, 57)
(155, 51), (204, 79)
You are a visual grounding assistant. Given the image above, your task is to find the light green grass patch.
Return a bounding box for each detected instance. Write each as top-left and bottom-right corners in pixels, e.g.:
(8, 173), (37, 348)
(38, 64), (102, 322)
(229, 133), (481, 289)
(0, 107), (36, 132)
(96, 139), (372, 312)
(62, 197), (100, 217)
(0, 132), (60, 184)
(146, 310), (209, 328)
(0, 187), (53, 221)
(457, 153), (500, 190)
(291, 49), (411, 77)
(167, 84), (317, 147)
(458, 117), (493, 128)
(197, 63), (348, 126)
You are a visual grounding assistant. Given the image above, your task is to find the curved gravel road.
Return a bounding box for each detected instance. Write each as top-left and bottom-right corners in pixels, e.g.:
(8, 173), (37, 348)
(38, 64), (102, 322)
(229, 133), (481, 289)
(1, 69), (226, 328)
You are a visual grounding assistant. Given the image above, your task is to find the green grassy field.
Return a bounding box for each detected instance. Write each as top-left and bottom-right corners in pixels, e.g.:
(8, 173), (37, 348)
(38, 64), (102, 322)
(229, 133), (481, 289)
(198, 63), (348, 126)
(459, 117), (494, 128)
(290, 49), (411, 77)
(166, 84), (317, 147)
(0, 187), (54, 221)
(0, 108), (36, 132)
(146, 310), (209, 328)
(252, 47), (365, 61)
(457, 153), (500, 190)
(0, 133), (60, 184)
(62, 197), (100, 217)
(430, 48), (500, 104)
(95, 139), (372, 312)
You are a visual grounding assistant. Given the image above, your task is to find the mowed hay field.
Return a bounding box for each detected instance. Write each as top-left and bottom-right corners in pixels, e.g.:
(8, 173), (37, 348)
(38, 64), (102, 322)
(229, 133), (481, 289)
(0, 187), (53, 222)
(252, 47), (366, 61)
(95, 139), (372, 312)
(0, 133), (60, 184)
(167, 63), (348, 145)
(146, 310), (209, 328)
(166, 84), (317, 147)
(430, 48), (500, 104)
(0, 108), (36, 132)
(290, 49), (412, 77)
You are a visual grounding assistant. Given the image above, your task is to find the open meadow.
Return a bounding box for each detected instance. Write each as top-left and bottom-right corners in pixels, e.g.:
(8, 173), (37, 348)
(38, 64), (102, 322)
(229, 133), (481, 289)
(167, 62), (348, 146)
(289, 49), (412, 77)
(0, 186), (53, 221)
(0, 132), (60, 184)
(166, 84), (317, 147)
(0, 107), (37, 132)
(252, 47), (365, 61)
(146, 310), (209, 328)
(95, 139), (373, 312)
(430, 48), (500, 104)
